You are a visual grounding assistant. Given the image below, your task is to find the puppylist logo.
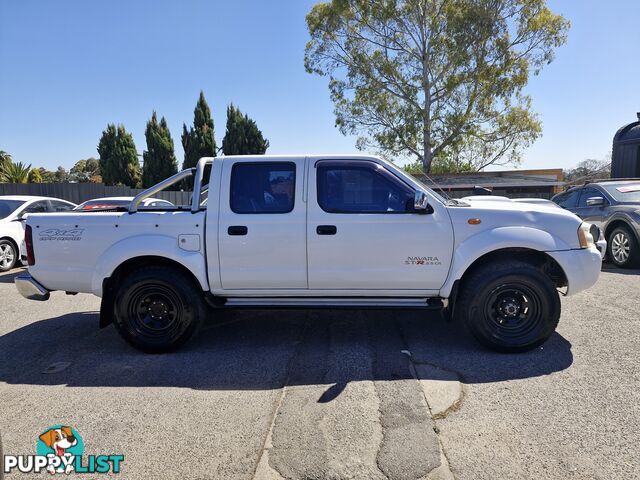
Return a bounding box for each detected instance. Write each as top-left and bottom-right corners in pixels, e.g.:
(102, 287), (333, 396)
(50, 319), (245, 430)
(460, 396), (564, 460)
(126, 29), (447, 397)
(3, 425), (124, 475)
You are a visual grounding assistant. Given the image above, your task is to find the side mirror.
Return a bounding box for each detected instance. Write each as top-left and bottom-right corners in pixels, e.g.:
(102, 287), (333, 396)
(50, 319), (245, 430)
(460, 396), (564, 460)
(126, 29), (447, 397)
(414, 191), (433, 214)
(586, 196), (605, 207)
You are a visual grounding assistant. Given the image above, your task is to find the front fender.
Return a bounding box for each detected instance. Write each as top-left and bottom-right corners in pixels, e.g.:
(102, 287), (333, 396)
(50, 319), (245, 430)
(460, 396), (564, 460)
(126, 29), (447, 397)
(91, 234), (209, 296)
(440, 226), (573, 297)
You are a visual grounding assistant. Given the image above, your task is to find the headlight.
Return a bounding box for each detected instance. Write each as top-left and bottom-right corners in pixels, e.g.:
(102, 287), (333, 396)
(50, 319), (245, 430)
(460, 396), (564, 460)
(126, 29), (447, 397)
(578, 222), (595, 248)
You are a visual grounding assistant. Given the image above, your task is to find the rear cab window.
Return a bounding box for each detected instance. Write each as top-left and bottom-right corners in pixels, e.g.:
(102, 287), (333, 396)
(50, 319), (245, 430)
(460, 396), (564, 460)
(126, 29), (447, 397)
(230, 163), (296, 214)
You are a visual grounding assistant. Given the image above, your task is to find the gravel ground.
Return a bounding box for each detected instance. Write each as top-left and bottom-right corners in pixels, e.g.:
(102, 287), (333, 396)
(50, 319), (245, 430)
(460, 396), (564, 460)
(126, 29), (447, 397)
(0, 265), (638, 479)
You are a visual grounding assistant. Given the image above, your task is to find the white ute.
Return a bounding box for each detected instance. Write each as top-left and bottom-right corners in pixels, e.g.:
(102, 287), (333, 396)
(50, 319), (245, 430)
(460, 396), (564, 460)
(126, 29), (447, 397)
(16, 155), (603, 353)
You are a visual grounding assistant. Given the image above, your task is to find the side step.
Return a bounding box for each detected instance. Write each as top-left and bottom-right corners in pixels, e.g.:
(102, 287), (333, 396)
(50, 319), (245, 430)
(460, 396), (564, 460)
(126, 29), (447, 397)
(217, 297), (444, 310)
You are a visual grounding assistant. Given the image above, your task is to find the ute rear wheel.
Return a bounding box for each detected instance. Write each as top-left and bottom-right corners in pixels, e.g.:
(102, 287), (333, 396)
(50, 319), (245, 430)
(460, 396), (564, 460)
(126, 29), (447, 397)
(607, 226), (639, 268)
(0, 240), (17, 272)
(113, 266), (205, 353)
(456, 260), (561, 353)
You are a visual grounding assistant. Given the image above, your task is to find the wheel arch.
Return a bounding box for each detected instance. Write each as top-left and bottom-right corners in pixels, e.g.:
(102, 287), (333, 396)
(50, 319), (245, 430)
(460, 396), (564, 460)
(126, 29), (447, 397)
(604, 217), (639, 242)
(0, 236), (20, 254)
(90, 234), (209, 296)
(99, 255), (206, 329)
(443, 247), (568, 311)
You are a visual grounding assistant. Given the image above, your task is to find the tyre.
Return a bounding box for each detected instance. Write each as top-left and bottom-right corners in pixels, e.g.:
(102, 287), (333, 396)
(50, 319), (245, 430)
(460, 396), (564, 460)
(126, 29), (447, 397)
(112, 266), (205, 353)
(0, 239), (17, 272)
(456, 260), (561, 353)
(607, 226), (640, 268)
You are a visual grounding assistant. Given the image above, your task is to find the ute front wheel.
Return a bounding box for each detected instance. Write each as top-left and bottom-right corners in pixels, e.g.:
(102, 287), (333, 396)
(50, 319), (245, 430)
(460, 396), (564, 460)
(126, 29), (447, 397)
(456, 260), (561, 353)
(113, 266), (205, 353)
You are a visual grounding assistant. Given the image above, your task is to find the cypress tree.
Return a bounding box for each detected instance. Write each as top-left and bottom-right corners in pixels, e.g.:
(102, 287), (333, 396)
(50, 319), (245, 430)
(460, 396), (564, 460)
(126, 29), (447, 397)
(98, 124), (141, 187)
(142, 112), (178, 188)
(221, 104), (269, 155)
(181, 91), (216, 170)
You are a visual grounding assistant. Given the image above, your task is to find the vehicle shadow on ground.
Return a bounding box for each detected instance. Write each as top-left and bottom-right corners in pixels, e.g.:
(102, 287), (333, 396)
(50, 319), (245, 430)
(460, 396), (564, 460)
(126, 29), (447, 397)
(601, 266), (640, 276)
(0, 269), (24, 284)
(0, 308), (573, 394)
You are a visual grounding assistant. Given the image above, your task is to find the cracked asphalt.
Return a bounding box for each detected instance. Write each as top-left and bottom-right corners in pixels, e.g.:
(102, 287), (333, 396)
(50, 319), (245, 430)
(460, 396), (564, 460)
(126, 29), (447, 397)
(0, 266), (638, 479)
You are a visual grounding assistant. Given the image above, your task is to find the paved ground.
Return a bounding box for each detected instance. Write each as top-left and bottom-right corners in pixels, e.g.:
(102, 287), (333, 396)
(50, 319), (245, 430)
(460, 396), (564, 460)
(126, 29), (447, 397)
(0, 266), (638, 479)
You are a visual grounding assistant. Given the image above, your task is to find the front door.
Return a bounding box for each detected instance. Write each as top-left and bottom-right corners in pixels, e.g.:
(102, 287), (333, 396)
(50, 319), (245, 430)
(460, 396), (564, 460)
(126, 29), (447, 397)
(307, 159), (453, 292)
(218, 157), (307, 290)
(575, 186), (607, 228)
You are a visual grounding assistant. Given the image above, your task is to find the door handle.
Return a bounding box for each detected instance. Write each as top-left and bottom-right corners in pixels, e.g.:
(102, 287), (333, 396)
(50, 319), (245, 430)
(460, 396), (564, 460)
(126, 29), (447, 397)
(228, 226), (248, 236)
(316, 225), (337, 235)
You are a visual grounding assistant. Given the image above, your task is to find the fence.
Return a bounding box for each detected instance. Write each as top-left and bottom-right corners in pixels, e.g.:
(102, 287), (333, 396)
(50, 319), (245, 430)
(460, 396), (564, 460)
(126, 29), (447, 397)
(0, 183), (193, 206)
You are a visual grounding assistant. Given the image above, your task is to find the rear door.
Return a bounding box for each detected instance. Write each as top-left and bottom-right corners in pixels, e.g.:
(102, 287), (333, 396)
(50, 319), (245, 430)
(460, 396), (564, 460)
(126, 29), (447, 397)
(218, 157), (307, 289)
(554, 188), (581, 214)
(306, 159), (453, 291)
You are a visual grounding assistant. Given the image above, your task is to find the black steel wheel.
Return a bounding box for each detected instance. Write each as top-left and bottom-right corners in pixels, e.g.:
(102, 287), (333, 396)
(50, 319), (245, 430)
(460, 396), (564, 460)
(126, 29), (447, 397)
(456, 260), (561, 353)
(113, 266), (205, 352)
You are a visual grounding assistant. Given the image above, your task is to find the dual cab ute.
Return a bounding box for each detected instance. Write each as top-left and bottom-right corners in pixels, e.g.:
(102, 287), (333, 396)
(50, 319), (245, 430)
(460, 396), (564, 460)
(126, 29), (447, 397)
(16, 155), (603, 353)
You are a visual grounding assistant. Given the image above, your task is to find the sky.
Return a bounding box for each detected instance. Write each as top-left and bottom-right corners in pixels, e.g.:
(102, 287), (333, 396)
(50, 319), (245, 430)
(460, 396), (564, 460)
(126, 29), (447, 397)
(1, 0), (639, 172)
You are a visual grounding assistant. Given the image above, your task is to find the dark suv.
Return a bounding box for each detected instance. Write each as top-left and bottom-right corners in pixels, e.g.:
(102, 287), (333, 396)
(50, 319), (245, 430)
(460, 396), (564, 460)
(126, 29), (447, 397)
(552, 180), (640, 268)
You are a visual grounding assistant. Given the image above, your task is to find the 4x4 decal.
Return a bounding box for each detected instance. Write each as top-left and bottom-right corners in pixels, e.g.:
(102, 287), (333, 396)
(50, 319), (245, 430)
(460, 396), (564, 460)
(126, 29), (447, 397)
(39, 229), (84, 241)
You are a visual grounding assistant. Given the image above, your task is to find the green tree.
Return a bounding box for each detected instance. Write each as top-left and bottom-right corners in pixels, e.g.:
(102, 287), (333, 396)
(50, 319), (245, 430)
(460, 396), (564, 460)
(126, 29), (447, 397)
(69, 157), (100, 182)
(1, 161), (31, 183)
(181, 91), (216, 170)
(305, 0), (569, 173)
(98, 124), (141, 187)
(142, 112), (178, 188)
(221, 104), (270, 155)
(0, 150), (12, 171)
(564, 157), (611, 184)
(38, 168), (56, 183)
(28, 168), (43, 183)
(54, 166), (69, 183)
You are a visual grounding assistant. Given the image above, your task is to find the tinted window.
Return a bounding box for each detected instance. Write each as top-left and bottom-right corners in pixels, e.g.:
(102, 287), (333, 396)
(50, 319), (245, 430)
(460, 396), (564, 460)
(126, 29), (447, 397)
(317, 162), (414, 213)
(577, 188), (602, 208)
(555, 189), (580, 209)
(230, 163), (295, 214)
(50, 200), (74, 212)
(0, 200), (25, 219)
(22, 201), (49, 215)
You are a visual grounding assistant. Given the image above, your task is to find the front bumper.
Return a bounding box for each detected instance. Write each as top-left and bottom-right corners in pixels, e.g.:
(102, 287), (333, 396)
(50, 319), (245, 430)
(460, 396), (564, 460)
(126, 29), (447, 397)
(548, 246), (602, 296)
(15, 273), (50, 301)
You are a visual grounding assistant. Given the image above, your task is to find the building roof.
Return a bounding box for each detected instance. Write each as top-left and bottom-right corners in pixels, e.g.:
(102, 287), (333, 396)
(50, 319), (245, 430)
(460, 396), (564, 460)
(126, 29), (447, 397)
(413, 169), (565, 190)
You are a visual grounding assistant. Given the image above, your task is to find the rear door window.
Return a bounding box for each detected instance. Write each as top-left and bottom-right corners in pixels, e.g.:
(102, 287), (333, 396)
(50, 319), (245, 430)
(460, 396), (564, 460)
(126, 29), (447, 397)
(230, 163), (295, 214)
(555, 189), (580, 209)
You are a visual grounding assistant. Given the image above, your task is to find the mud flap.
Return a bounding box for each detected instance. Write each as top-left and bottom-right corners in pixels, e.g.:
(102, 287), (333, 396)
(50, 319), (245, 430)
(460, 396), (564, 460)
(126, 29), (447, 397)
(99, 277), (115, 328)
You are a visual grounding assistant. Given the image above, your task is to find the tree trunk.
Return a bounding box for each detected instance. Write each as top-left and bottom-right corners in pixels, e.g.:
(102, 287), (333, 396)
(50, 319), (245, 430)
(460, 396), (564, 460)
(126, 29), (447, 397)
(422, 148), (433, 174)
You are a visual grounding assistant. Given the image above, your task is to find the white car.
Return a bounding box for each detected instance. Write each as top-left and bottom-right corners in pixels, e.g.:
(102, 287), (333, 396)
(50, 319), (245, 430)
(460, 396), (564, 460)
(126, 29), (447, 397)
(0, 196), (76, 272)
(75, 197), (174, 210)
(16, 155), (603, 353)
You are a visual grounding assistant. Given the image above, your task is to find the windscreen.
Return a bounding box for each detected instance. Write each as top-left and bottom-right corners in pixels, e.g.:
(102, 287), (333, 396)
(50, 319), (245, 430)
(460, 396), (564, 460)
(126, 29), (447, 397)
(603, 183), (640, 203)
(0, 200), (26, 219)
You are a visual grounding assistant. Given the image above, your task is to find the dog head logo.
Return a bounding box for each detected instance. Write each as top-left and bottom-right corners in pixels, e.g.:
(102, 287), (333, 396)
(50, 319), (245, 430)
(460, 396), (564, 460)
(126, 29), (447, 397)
(36, 425), (84, 474)
(39, 427), (77, 456)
